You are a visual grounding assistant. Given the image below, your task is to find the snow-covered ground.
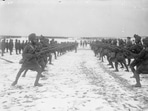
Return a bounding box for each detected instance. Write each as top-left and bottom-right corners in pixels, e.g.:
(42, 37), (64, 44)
(0, 45), (148, 111)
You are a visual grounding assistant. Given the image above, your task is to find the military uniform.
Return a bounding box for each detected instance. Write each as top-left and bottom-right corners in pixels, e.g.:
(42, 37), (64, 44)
(130, 35), (143, 75)
(15, 39), (19, 54)
(126, 37), (133, 49)
(39, 36), (49, 69)
(5, 40), (9, 52)
(21, 40), (25, 51)
(125, 37), (133, 65)
(25, 40), (28, 47)
(131, 37), (148, 87)
(8, 39), (14, 55)
(118, 39), (125, 47)
(50, 39), (57, 59)
(18, 40), (22, 54)
(1, 39), (5, 56)
(12, 33), (43, 87)
(112, 39), (117, 46)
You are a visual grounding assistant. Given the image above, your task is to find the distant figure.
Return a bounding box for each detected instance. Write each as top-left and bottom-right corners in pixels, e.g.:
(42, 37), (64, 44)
(25, 40), (28, 47)
(50, 38), (57, 59)
(1, 39), (6, 56)
(15, 39), (19, 55)
(75, 40), (78, 53)
(18, 40), (21, 54)
(80, 40), (82, 47)
(125, 37), (133, 65)
(126, 37), (133, 48)
(8, 39), (14, 55)
(21, 40), (25, 51)
(5, 40), (9, 53)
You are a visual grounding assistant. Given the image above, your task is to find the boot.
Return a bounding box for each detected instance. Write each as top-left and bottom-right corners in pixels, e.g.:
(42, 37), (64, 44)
(11, 81), (17, 86)
(134, 83), (141, 87)
(134, 72), (141, 87)
(34, 83), (43, 87)
(34, 73), (42, 87)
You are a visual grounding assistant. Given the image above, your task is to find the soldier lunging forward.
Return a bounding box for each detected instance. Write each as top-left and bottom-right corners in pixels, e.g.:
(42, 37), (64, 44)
(12, 33), (43, 87)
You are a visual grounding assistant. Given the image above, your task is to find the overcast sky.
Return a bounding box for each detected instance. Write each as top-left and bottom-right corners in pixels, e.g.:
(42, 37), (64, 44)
(0, 0), (148, 37)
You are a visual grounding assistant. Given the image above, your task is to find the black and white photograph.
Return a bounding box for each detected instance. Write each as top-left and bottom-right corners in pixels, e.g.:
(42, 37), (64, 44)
(0, 0), (148, 111)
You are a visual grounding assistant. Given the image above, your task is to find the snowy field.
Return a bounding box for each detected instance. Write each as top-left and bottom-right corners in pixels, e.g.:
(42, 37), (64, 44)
(0, 45), (148, 111)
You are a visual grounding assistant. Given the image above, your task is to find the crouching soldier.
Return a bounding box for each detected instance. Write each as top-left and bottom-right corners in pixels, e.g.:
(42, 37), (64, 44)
(130, 34), (143, 78)
(130, 37), (148, 87)
(11, 33), (43, 87)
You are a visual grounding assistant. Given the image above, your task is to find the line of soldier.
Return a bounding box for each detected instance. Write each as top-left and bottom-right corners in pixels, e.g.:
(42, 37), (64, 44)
(0, 39), (28, 56)
(90, 34), (148, 87)
(11, 33), (78, 87)
(80, 40), (89, 47)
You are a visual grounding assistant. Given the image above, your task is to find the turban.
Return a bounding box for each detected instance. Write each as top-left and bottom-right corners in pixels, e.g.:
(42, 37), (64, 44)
(134, 34), (141, 42)
(28, 33), (36, 41)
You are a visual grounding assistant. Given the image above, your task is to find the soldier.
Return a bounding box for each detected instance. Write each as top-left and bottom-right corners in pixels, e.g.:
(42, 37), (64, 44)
(8, 39), (14, 55)
(129, 34), (143, 78)
(130, 37), (148, 87)
(15, 39), (19, 55)
(1, 39), (5, 56)
(11, 33), (43, 87)
(37, 35), (47, 72)
(5, 40), (9, 53)
(112, 39), (117, 46)
(126, 37), (133, 48)
(25, 40), (28, 47)
(18, 40), (22, 54)
(130, 34), (143, 53)
(118, 39), (125, 47)
(21, 40), (25, 51)
(80, 40), (82, 47)
(74, 40), (78, 53)
(21, 36), (47, 78)
(50, 38), (57, 59)
(125, 37), (133, 65)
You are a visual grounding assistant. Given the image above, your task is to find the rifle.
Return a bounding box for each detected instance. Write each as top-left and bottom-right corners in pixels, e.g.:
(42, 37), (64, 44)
(19, 43), (77, 64)
(0, 57), (14, 63)
(92, 42), (136, 57)
(36, 43), (76, 55)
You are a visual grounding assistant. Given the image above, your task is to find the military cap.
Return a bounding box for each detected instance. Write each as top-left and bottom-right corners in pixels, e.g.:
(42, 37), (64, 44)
(28, 33), (36, 41)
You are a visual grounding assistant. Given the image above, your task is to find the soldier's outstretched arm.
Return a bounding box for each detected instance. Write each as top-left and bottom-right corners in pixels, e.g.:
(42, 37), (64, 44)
(130, 49), (145, 59)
